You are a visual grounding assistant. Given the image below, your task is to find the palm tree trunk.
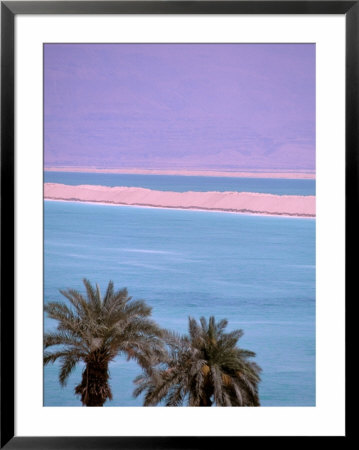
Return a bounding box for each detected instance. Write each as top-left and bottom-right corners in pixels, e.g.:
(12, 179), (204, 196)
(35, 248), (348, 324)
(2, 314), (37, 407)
(75, 353), (112, 406)
(198, 378), (213, 406)
(199, 396), (213, 406)
(199, 384), (213, 406)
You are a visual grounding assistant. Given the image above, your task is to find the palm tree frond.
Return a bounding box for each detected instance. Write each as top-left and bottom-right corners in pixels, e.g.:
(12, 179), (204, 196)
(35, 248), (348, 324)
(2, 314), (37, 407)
(59, 354), (79, 386)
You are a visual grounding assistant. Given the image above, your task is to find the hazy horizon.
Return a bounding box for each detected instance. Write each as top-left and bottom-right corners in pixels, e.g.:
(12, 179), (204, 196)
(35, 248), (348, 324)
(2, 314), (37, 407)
(44, 43), (315, 172)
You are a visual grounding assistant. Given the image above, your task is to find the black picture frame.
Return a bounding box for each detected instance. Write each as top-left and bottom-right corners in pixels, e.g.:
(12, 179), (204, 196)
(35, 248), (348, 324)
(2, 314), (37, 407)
(1, 1), (355, 447)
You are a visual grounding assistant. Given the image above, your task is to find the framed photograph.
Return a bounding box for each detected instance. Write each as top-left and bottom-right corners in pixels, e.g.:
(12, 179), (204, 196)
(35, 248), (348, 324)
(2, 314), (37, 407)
(1, 1), (355, 447)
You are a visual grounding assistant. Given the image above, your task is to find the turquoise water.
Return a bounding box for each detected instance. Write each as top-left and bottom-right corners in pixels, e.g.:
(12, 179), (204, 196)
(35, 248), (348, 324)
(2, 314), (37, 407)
(44, 171), (315, 196)
(44, 200), (315, 407)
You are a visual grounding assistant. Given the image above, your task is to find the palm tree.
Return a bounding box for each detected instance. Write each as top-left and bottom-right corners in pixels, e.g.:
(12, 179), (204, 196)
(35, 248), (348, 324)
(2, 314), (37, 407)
(134, 316), (261, 406)
(44, 279), (164, 406)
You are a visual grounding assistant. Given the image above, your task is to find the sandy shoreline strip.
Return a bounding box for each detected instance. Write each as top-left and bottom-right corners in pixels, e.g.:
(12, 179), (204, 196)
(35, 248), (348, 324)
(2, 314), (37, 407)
(44, 183), (316, 218)
(45, 167), (315, 180)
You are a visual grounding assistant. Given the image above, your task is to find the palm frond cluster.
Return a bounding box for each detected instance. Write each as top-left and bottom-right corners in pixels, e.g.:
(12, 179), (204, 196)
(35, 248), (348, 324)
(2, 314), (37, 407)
(134, 317), (261, 406)
(44, 279), (164, 406)
(44, 280), (261, 407)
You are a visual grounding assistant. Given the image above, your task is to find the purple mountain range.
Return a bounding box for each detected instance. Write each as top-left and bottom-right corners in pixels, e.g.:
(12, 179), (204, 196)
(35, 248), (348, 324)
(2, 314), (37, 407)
(44, 43), (315, 172)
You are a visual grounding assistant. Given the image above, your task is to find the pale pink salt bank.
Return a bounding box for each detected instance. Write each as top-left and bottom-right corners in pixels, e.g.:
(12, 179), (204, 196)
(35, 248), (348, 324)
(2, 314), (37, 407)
(44, 183), (316, 218)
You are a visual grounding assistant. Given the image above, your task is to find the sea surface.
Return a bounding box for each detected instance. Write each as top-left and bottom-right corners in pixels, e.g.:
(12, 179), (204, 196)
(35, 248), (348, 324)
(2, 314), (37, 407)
(44, 171), (315, 196)
(44, 200), (315, 407)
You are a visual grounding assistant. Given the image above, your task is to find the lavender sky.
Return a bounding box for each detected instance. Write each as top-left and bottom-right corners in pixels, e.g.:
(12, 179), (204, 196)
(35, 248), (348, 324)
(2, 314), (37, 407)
(44, 44), (315, 171)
